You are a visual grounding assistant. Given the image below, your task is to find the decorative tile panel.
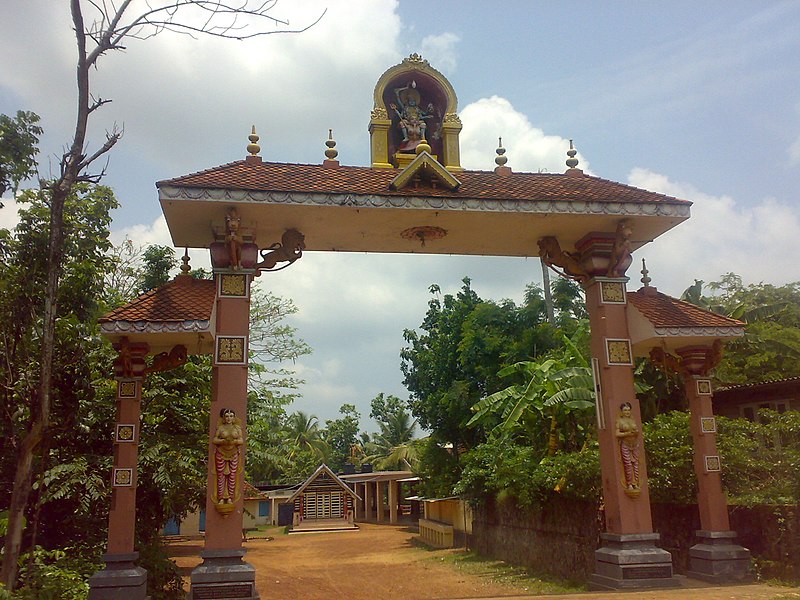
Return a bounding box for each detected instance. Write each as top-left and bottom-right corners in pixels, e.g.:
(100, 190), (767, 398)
(219, 273), (249, 298)
(118, 380), (137, 398)
(605, 339), (633, 366)
(696, 379), (713, 395)
(113, 468), (134, 487)
(599, 280), (626, 304)
(116, 424), (136, 443)
(704, 455), (721, 472)
(215, 336), (248, 365)
(700, 417), (717, 434)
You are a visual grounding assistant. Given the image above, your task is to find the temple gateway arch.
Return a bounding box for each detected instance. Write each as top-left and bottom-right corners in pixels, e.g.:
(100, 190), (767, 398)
(91, 55), (750, 599)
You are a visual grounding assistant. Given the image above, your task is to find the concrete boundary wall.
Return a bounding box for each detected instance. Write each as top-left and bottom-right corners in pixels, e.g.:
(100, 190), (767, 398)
(471, 496), (799, 582)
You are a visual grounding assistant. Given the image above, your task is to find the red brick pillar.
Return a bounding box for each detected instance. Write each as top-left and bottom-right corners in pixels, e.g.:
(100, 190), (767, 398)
(89, 339), (149, 599)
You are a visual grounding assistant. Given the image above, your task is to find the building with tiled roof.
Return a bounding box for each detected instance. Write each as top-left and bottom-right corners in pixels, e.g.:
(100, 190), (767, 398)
(713, 376), (800, 420)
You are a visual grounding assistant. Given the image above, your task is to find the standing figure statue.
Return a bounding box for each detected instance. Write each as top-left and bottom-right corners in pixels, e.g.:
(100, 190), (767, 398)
(390, 81), (434, 152)
(212, 407), (244, 513)
(615, 401), (641, 497)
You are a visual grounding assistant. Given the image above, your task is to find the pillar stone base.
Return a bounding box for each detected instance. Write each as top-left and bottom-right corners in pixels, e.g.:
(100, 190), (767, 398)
(188, 549), (259, 600)
(88, 552), (149, 600)
(687, 530), (752, 583)
(589, 533), (679, 591)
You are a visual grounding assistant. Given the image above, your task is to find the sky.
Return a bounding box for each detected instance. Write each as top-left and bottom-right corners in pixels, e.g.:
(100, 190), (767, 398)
(2, 1), (800, 432)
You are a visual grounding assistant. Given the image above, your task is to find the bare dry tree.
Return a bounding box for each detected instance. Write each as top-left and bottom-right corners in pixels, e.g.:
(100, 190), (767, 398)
(0, 0), (324, 589)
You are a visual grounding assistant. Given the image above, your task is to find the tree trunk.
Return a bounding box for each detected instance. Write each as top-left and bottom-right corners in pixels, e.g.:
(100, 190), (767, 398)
(0, 186), (66, 589)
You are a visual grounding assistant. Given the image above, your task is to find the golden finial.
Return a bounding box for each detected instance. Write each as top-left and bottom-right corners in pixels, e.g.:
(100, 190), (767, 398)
(415, 138), (432, 155)
(325, 129), (338, 160)
(566, 139), (579, 169)
(247, 126), (261, 156)
(495, 137), (508, 167)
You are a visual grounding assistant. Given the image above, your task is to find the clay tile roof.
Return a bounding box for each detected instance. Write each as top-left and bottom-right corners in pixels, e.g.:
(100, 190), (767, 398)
(243, 481), (267, 500)
(627, 289), (745, 329)
(157, 160), (691, 206)
(100, 276), (215, 324)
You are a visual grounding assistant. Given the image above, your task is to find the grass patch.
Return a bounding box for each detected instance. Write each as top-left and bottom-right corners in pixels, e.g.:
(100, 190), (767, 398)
(424, 547), (585, 594)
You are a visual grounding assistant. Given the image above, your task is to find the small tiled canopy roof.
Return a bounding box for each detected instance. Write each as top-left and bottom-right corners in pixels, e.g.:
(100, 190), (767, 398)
(627, 288), (745, 356)
(157, 157), (692, 256)
(99, 275), (216, 355)
(627, 289), (744, 329)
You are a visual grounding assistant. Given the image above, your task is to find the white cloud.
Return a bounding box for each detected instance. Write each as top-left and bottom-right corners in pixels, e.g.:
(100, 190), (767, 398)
(419, 32), (460, 74)
(459, 96), (590, 174)
(0, 198), (22, 231)
(628, 168), (800, 296)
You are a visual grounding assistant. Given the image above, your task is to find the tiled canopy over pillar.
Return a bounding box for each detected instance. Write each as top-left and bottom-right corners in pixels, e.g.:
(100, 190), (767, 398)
(628, 284), (752, 583)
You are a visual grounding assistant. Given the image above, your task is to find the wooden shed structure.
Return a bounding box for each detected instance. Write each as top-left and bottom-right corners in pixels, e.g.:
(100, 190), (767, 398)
(287, 464), (360, 530)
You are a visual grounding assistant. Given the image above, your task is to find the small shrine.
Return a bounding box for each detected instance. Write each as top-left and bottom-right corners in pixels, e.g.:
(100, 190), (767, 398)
(89, 55), (751, 599)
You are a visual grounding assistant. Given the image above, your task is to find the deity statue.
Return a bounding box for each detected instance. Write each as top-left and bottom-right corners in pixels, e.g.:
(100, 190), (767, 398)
(390, 81), (435, 152)
(615, 402), (641, 497)
(212, 407), (243, 513)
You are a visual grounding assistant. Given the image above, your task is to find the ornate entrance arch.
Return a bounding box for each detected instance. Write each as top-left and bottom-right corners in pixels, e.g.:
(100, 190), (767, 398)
(91, 55), (750, 598)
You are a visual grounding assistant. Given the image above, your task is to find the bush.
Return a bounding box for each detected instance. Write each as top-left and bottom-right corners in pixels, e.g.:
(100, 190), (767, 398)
(10, 545), (99, 600)
(716, 410), (800, 505)
(456, 436), (601, 507)
(643, 411), (697, 503)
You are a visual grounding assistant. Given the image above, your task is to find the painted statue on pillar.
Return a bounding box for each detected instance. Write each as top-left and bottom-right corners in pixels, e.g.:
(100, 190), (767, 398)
(212, 407), (243, 514)
(615, 402), (641, 497)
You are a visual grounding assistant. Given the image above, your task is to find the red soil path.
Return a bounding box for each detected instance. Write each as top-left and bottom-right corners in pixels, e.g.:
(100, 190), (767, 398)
(167, 523), (796, 600)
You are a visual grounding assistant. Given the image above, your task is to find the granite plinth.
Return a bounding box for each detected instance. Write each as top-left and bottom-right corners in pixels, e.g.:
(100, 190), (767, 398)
(687, 530), (752, 583)
(88, 552), (149, 600)
(590, 532), (680, 590)
(189, 549), (259, 600)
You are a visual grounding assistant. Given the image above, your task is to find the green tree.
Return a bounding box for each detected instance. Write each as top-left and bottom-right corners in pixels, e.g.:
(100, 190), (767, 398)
(2, 2), (318, 588)
(323, 404), (361, 472)
(468, 325), (595, 455)
(680, 274), (800, 385)
(139, 245), (178, 293)
(0, 111), (42, 200)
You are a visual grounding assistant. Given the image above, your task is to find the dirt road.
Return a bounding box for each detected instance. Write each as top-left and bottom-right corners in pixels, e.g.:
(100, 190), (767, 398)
(167, 523), (797, 600)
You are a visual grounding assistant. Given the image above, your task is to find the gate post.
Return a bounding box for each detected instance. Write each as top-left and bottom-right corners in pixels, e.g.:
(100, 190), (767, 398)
(567, 231), (678, 590)
(188, 271), (260, 600)
(89, 339), (149, 599)
(677, 347), (751, 582)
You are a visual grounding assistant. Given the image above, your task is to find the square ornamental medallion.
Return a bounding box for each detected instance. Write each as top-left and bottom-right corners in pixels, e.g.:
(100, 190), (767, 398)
(218, 273), (249, 298)
(113, 468), (134, 487)
(704, 455), (721, 472)
(696, 379), (713, 395)
(116, 424), (136, 443)
(215, 336), (248, 365)
(599, 280), (626, 304)
(700, 417), (717, 434)
(605, 339), (633, 366)
(118, 380), (137, 398)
